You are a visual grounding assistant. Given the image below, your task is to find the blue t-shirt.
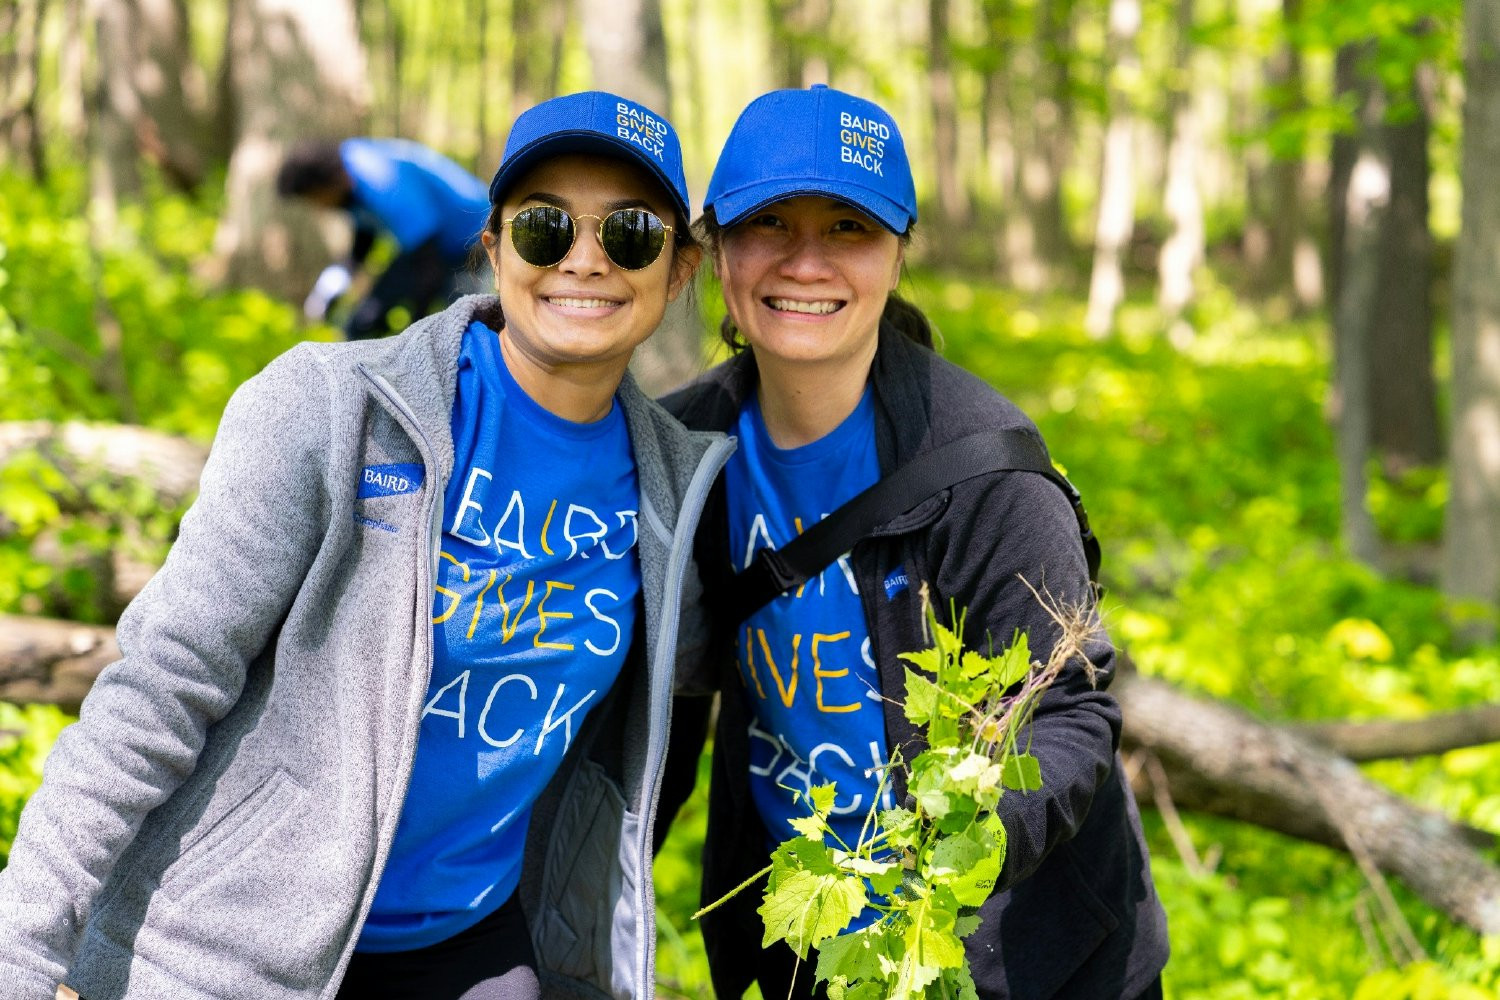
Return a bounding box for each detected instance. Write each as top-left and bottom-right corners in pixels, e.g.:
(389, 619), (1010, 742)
(340, 138), (490, 263)
(358, 320), (642, 952)
(724, 389), (894, 873)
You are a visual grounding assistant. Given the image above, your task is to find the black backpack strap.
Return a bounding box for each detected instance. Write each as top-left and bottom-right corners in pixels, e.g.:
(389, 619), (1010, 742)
(723, 427), (1100, 626)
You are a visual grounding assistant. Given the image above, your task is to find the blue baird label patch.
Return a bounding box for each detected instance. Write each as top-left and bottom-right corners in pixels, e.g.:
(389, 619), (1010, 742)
(883, 565), (910, 600)
(358, 463), (424, 500)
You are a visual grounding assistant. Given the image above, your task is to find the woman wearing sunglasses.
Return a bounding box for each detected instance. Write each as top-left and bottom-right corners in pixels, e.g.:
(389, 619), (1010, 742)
(0, 92), (730, 1000)
(660, 85), (1169, 1000)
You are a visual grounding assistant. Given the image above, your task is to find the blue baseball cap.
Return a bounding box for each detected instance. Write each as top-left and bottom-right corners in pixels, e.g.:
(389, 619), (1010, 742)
(488, 91), (691, 224)
(705, 84), (917, 234)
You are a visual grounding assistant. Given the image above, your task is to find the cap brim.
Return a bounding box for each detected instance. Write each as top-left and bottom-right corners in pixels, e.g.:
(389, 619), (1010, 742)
(489, 133), (690, 223)
(711, 178), (911, 234)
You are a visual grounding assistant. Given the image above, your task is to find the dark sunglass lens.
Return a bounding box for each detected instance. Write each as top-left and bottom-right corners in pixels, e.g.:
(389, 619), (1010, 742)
(510, 206), (574, 267)
(601, 210), (666, 270)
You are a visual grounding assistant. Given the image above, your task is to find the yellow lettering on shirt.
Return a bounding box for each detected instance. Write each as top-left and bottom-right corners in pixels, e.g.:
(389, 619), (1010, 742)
(741, 625), (768, 699)
(432, 551), (470, 624)
(535, 580), (576, 650)
(757, 629), (801, 708)
(468, 569), (497, 640)
(497, 575), (536, 643)
(540, 499), (558, 556)
(812, 631), (859, 713)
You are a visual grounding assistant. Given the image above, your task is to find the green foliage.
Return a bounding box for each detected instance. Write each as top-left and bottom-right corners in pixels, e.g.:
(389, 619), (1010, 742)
(697, 606), (1075, 999)
(2, 161), (1498, 997)
(0, 167), (316, 439)
(0, 166), (317, 620)
(0, 704), (72, 867)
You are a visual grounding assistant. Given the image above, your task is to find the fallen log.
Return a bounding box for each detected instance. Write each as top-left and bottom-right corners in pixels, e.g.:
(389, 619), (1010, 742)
(1115, 670), (1500, 935)
(2, 611), (1498, 934)
(1296, 706), (1500, 761)
(1, 421), (204, 616)
(0, 420), (207, 508)
(0, 614), (119, 714)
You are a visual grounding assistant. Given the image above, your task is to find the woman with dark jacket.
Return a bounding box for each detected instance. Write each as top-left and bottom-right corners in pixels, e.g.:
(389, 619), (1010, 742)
(660, 84), (1169, 1000)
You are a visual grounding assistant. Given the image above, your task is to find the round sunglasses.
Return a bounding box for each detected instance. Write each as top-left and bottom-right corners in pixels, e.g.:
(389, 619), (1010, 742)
(500, 205), (674, 271)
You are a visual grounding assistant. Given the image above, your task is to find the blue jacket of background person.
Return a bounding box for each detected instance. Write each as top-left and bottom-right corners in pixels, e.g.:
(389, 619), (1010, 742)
(340, 138), (490, 266)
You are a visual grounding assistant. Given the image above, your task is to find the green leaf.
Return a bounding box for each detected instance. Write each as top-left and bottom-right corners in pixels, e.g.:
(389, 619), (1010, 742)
(898, 647), (942, 675)
(809, 782), (840, 815)
(901, 667), (943, 725)
(790, 814), (826, 839)
(759, 868), (869, 957)
(960, 650), (992, 680)
(816, 923), (892, 985)
(833, 851), (896, 879)
(941, 961), (982, 1000)
(776, 836), (838, 876)
(1002, 754), (1043, 792)
(989, 631), (1032, 689)
(907, 897), (967, 971)
(890, 949), (943, 999)
(927, 827), (1002, 908)
(945, 750), (1003, 797)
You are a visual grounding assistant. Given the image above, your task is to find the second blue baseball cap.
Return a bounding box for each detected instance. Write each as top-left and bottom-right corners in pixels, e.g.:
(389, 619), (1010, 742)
(705, 84), (917, 234)
(488, 91), (691, 224)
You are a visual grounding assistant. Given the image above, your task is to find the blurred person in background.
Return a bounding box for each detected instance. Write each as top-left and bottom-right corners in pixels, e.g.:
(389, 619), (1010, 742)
(277, 137), (489, 340)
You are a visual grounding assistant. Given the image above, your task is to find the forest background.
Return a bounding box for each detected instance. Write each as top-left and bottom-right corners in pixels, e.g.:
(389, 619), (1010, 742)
(3, 0), (1500, 996)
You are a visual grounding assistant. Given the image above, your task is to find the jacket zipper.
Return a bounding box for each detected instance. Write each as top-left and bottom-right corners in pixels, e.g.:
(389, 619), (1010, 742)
(635, 435), (736, 995)
(328, 367), (445, 992)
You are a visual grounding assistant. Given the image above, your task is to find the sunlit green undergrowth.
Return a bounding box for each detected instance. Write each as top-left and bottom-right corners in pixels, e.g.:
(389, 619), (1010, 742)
(0, 167), (318, 620)
(0, 704), (72, 868)
(903, 273), (1500, 998)
(3, 168), (1498, 997)
(0, 167), (316, 440)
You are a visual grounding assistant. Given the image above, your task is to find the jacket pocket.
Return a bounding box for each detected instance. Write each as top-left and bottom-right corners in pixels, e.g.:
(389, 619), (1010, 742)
(533, 760), (640, 999)
(158, 768), (305, 901)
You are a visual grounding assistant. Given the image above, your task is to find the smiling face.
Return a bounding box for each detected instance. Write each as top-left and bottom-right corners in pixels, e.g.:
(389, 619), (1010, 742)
(483, 153), (698, 394)
(715, 196), (903, 374)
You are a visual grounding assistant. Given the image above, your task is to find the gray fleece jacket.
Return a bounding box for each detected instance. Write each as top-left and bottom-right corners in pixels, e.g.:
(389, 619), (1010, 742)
(0, 296), (732, 1000)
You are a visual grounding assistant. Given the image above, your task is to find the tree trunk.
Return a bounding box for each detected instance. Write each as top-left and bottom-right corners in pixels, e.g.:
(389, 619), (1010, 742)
(0, 421), (209, 505)
(89, 0), (143, 208)
(1369, 64), (1441, 473)
(0, 615), (119, 714)
(508, 0), (569, 137)
(1330, 44), (1441, 478)
(1442, 0), (1500, 637)
(1265, 0), (1322, 312)
(580, 0), (702, 396)
(1002, 0), (1073, 292)
(927, 0), (967, 267)
(1296, 707), (1500, 763)
(87, 0), (210, 193)
(1084, 0), (1140, 338)
(1331, 115), (1384, 568)
(1117, 672), (1500, 935)
(58, 0), (89, 145)
(767, 0), (834, 91)
(978, 0), (1014, 278)
(0, 0), (48, 181)
(209, 0), (368, 300)
(1156, 0), (1202, 338)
